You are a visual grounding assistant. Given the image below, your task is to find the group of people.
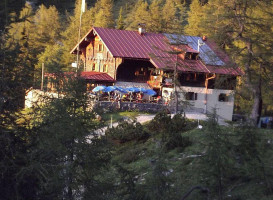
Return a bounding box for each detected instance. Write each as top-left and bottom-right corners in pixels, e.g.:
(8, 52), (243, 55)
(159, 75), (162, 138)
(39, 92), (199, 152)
(90, 90), (163, 104)
(111, 92), (144, 103)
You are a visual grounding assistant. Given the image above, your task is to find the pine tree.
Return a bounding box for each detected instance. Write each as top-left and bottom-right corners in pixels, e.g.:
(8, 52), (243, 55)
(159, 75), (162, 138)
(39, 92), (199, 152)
(94, 0), (115, 28)
(117, 7), (125, 30)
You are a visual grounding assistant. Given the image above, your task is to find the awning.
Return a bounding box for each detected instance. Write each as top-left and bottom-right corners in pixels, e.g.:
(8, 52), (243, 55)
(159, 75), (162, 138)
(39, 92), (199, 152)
(115, 81), (151, 89)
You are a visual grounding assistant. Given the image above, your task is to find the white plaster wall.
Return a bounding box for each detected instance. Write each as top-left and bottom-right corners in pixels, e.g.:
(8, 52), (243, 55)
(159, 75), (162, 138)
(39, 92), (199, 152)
(25, 89), (62, 108)
(162, 86), (235, 121)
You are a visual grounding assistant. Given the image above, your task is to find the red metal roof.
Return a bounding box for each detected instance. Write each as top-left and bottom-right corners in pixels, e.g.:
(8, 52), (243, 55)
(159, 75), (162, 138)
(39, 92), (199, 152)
(71, 27), (242, 76)
(45, 72), (115, 82)
(93, 27), (168, 59)
(80, 71), (115, 82)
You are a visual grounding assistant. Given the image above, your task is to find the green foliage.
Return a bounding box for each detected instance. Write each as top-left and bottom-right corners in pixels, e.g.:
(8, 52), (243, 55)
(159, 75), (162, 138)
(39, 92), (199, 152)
(126, 0), (185, 33)
(106, 120), (150, 143)
(162, 0), (184, 33)
(193, 0), (273, 121)
(94, 0), (115, 28)
(61, 0), (96, 67)
(148, 111), (192, 150)
(117, 7), (125, 30)
(200, 112), (234, 199)
(147, 0), (163, 33)
(29, 76), (111, 199)
(147, 110), (172, 134)
(143, 151), (173, 200)
(33, 4), (62, 50)
(126, 0), (149, 30)
(184, 0), (205, 36)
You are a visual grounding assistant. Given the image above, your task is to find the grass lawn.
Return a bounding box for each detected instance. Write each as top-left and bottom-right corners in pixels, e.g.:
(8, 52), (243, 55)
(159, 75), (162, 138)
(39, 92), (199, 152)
(101, 111), (150, 123)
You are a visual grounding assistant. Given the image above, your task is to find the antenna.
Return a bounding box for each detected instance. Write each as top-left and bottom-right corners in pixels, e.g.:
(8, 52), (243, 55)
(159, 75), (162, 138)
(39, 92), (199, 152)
(198, 39), (205, 52)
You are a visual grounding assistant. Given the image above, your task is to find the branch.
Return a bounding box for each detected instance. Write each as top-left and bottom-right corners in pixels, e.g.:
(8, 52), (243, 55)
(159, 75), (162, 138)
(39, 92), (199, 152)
(180, 186), (210, 200)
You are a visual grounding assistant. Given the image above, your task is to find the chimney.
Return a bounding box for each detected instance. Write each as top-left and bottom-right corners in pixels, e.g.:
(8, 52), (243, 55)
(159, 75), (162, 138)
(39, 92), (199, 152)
(138, 23), (146, 35)
(202, 35), (207, 41)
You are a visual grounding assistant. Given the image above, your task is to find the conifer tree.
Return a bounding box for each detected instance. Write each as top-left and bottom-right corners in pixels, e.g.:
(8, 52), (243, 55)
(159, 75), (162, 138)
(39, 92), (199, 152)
(184, 0), (206, 36)
(94, 0), (115, 28)
(162, 0), (184, 33)
(32, 4), (62, 51)
(126, 0), (149, 31)
(198, 0), (273, 123)
(61, 0), (94, 67)
(7, 2), (34, 49)
(147, 0), (163, 33)
(117, 7), (125, 30)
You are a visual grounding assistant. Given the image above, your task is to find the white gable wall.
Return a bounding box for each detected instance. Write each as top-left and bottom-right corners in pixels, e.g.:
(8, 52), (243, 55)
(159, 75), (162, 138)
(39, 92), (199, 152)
(162, 86), (235, 121)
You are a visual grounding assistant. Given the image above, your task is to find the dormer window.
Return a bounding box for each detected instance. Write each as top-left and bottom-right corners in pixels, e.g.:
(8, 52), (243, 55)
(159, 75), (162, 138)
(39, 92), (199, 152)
(191, 53), (198, 60)
(184, 52), (198, 60)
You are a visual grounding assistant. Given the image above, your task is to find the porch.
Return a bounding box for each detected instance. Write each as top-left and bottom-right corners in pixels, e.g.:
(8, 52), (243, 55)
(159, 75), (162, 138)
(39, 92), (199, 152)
(116, 59), (155, 82)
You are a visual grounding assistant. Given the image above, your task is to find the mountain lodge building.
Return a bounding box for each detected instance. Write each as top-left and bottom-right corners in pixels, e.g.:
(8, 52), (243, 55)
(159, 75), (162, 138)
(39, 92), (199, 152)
(70, 27), (242, 120)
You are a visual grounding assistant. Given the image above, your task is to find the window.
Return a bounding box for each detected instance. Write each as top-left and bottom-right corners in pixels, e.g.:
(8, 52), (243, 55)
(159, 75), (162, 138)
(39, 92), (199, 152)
(138, 67), (145, 75)
(218, 93), (229, 102)
(185, 92), (197, 100)
(92, 63), (96, 71)
(103, 64), (108, 72)
(98, 44), (104, 52)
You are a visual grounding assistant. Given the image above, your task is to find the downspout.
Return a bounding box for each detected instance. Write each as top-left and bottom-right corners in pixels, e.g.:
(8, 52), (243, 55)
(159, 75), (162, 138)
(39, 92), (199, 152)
(114, 57), (116, 80)
(204, 73), (216, 113)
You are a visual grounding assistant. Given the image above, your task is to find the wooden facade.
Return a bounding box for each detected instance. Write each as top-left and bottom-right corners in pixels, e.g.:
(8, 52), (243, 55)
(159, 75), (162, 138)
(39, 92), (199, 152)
(80, 36), (122, 80)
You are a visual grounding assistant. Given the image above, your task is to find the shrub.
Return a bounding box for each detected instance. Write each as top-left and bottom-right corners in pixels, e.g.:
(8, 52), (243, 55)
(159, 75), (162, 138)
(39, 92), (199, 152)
(147, 110), (172, 135)
(106, 120), (149, 143)
(171, 113), (187, 133)
(147, 111), (191, 150)
(165, 133), (192, 150)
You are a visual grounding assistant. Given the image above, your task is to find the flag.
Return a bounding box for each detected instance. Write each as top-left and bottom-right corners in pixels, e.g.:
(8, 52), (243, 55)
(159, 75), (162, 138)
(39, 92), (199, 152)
(81, 0), (85, 13)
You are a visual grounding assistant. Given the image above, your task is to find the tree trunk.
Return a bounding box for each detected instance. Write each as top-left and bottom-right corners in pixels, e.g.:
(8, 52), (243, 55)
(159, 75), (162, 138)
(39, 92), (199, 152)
(249, 64), (262, 125)
(250, 87), (262, 125)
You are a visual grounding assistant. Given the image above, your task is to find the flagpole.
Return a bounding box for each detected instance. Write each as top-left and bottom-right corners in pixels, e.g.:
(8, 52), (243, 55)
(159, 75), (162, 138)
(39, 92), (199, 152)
(76, 0), (85, 73)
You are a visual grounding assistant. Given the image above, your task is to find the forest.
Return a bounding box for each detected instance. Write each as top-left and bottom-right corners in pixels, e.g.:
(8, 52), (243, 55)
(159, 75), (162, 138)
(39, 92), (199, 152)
(0, 0), (273, 199)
